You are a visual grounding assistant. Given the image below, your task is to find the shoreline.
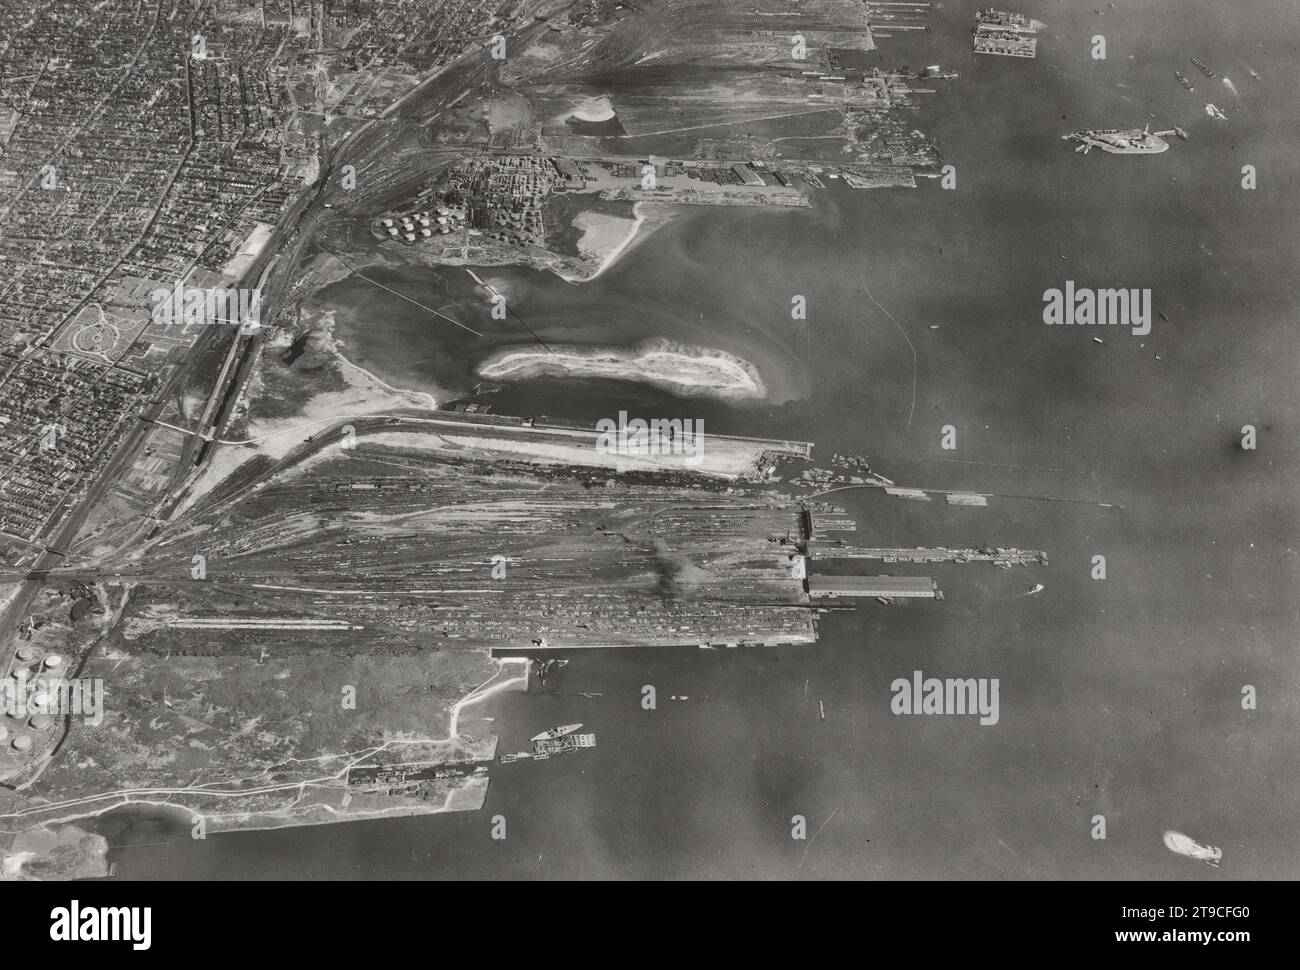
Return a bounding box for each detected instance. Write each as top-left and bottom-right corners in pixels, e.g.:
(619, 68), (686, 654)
(554, 201), (655, 284)
(477, 338), (768, 401)
(0, 657), (529, 875)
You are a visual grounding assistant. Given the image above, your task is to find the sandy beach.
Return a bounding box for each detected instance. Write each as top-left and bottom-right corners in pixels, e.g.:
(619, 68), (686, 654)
(477, 337), (767, 400)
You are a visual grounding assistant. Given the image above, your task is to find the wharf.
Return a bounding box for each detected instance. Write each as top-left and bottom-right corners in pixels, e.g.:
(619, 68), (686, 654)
(805, 543), (1047, 567)
(501, 732), (597, 762)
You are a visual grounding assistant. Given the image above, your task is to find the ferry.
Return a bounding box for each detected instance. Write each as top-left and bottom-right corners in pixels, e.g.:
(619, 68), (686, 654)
(530, 723), (582, 742)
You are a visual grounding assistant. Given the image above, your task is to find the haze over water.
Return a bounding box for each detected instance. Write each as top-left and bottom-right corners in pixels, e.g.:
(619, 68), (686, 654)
(106, 0), (1300, 878)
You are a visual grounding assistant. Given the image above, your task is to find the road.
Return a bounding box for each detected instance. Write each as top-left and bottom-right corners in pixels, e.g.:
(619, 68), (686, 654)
(0, 17), (548, 673)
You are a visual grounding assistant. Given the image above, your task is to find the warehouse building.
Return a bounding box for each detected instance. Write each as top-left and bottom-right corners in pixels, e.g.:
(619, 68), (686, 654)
(806, 575), (940, 598)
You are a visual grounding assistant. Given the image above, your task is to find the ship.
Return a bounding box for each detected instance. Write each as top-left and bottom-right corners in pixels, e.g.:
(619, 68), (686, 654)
(1190, 56), (1217, 78)
(530, 723), (582, 742)
(1063, 126), (1169, 155)
(1204, 103), (1227, 120)
(533, 733), (596, 756)
(1174, 70), (1194, 92)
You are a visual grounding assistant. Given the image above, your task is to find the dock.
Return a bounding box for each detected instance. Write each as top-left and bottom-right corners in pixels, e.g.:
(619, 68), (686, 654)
(971, 8), (1040, 58)
(806, 575), (941, 599)
(501, 732), (597, 762)
(804, 543), (1047, 567)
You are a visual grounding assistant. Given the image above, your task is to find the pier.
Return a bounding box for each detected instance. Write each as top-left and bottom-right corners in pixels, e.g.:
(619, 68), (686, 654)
(805, 543), (1048, 567)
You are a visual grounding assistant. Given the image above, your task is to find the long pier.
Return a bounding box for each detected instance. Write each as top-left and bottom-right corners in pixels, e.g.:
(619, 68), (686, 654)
(805, 542), (1047, 566)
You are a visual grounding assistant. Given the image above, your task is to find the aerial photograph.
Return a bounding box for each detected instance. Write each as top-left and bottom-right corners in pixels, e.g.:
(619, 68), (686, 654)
(0, 0), (1295, 906)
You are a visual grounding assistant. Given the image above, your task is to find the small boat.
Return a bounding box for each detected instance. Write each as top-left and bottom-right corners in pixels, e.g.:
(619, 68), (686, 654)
(1247, 67), (1260, 79)
(530, 723), (582, 742)
(1092, 336), (1105, 344)
(1158, 311), (1168, 321)
(1027, 583), (1044, 595)
(818, 699), (826, 721)
(929, 324), (940, 330)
